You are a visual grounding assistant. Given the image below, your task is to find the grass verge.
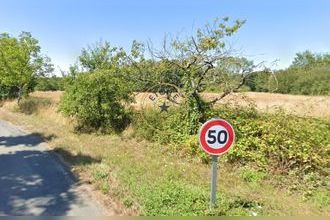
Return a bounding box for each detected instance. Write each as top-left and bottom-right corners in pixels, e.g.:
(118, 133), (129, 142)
(0, 96), (329, 215)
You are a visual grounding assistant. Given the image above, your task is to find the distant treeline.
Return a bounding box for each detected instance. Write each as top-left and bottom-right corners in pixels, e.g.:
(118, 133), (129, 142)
(34, 51), (330, 96)
(246, 51), (330, 95)
(34, 76), (66, 91)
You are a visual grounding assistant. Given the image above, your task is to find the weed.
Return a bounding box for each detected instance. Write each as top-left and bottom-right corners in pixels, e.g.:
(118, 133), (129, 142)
(311, 189), (330, 208)
(17, 96), (52, 114)
(239, 167), (266, 183)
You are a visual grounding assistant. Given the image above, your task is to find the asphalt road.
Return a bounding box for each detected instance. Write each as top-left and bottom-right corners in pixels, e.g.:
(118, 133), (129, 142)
(0, 120), (105, 216)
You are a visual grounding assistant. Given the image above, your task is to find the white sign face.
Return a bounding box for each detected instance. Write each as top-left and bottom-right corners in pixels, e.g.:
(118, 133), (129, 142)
(205, 125), (229, 149)
(199, 118), (235, 155)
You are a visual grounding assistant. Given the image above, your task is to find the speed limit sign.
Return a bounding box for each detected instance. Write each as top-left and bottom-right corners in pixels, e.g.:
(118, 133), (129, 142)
(199, 118), (235, 208)
(199, 118), (235, 156)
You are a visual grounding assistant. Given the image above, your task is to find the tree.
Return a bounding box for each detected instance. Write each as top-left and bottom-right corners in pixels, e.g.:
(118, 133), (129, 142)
(60, 41), (134, 132)
(35, 75), (65, 91)
(209, 57), (256, 92)
(291, 50), (318, 68)
(0, 32), (53, 102)
(130, 18), (262, 134)
(271, 51), (330, 95)
(78, 40), (125, 72)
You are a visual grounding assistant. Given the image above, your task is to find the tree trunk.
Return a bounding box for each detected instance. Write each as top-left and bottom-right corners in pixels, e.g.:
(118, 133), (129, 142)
(17, 86), (23, 105)
(183, 91), (209, 135)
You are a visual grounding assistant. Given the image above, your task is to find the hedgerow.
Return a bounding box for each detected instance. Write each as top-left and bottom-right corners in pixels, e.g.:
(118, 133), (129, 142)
(133, 105), (330, 177)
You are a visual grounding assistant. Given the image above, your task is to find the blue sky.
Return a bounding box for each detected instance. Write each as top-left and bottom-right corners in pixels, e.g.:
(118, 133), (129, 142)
(1, 0), (330, 74)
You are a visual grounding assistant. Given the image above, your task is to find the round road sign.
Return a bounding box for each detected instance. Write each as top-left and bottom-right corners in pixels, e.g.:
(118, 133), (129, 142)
(199, 118), (235, 155)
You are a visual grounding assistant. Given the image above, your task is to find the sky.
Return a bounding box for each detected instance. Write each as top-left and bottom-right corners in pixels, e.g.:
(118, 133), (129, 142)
(1, 0), (330, 74)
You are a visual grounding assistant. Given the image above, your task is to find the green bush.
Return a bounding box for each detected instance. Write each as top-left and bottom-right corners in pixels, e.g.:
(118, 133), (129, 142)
(35, 76), (65, 91)
(59, 70), (133, 133)
(133, 104), (330, 177)
(210, 106), (329, 177)
(133, 107), (190, 143)
(0, 84), (19, 100)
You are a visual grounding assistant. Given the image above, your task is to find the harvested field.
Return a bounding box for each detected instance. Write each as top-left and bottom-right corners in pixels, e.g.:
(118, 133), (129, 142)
(30, 91), (330, 118)
(203, 92), (330, 118)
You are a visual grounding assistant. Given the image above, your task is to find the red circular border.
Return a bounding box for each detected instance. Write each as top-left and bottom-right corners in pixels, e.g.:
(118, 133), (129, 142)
(199, 119), (235, 155)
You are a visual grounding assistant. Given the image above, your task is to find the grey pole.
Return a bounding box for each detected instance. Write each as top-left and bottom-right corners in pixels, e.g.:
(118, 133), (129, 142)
(210, 155), (218, 208)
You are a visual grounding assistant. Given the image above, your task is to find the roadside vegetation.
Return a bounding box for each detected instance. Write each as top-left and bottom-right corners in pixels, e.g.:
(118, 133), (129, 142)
(1, 95), (329, 215)
(0, 17), (329, 216)
(0, 32), (53, 102)
(246, 51), (330, 95)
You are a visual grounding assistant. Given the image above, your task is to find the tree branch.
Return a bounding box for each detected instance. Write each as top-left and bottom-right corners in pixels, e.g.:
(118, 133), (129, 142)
(207, 73), (248, 105)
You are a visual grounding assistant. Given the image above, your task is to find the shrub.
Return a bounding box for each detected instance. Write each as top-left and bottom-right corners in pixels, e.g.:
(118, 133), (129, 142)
(0, 84), (19, 100)
(133, 104), (330, 177)
(59, 70), (133, 133)
(133, 107), (190, 143)
(17, 96), (52, 114)
(208, 107), (329, 177)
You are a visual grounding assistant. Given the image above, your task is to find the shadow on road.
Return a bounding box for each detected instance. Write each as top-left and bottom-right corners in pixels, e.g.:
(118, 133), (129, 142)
(0, 133), (57, 147)
(0, 133), (101, 215)
(54, 148), (102, 166)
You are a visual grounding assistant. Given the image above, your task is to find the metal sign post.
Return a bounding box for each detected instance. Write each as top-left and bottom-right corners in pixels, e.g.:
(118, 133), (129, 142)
(199, 118), (235, 209)
(210, 155), (218, 208)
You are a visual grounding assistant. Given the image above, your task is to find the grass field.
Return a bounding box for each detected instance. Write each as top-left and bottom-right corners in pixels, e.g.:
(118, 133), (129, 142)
(0, 91), (329, 215)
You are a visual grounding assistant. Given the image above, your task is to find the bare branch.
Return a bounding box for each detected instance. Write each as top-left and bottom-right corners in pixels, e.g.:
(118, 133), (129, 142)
(207, 73), (248, 105)
(191, 36), (201, 55)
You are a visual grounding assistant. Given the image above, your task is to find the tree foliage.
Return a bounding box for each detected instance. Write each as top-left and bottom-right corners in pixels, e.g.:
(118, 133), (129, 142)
(127, 18), (261, 134)
(0, 32), (53, 101)
(60, 70), (133, 133)
(246, 51), (330, 95)
(78, 40), (126, 72)
(34, 75), (66, 91)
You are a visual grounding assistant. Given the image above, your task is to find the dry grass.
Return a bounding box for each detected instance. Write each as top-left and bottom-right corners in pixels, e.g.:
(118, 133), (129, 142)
(31, 91), (330, 118)
(0, 101), (132, 215)
(0, 95), (329, 215)
(204, 92), (330, 118)
(31, 91), (63, 103)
